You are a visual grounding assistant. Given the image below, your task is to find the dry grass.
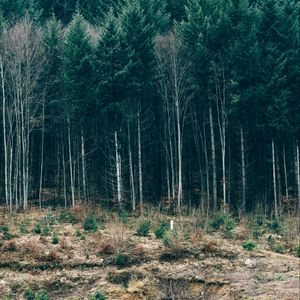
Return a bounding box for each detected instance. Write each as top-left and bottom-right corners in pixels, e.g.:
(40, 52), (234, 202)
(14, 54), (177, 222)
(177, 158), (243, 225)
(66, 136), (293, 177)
(21, 238), (43, 258)
(3, 240), (17, 252)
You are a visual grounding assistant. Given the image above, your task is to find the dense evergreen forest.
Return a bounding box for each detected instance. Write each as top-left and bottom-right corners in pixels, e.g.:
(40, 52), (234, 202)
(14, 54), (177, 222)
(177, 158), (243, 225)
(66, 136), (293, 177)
(0, 0), (299, 216)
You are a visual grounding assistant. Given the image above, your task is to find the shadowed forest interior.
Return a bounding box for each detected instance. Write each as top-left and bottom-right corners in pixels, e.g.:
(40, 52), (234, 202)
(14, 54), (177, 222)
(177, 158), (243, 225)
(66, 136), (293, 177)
(0, 0), (299, 217)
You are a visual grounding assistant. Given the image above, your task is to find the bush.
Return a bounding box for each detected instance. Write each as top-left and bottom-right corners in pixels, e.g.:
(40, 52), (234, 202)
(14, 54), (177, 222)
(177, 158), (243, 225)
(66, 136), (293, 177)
(19, 222), (28, 234)
(59, 211), (78, 224)
(155, 221), (169, 239)
(42, 225), (50, 236)
(75, 229), (82, 237)
(83, 215), (98, 232)
(51, 234), (59, 245)
(243, 240), (256, 251)
(35, 289), (49, 300)
(0, 225), (11, 240)
(137, 220), (151, 236)
(210, 213), (235, 237)
(295, 244), (300, 258)
(210, 214), (225, 230)
(34, 223), (42, 234)
(269, 218), (282, 233)
(162, 234), (171, 247)
(115, 253), (129, 267)
(274, 244), (285, 254)
(88, 291), (106, 300)
(118, 210), (128, 224)
(43, 209), (56, 226)
(23, 288), (35, 300)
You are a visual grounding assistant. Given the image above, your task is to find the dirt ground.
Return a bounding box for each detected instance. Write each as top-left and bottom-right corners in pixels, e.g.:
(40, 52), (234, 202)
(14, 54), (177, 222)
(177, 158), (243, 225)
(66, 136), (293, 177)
(0, 206), (299, 299)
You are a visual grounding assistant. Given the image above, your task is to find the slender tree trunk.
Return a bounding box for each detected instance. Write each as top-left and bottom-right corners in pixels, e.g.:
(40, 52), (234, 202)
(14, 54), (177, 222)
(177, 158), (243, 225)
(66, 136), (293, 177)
(128, 122), (136, 211)
(81, 129), (87, 202)
(0, 57), (10, 211)
(115, 131), (122, 207)
(175, 94), (182, 209)
(240, 125), (246, 212)
(296, 141), (300, 214)
(282, 143), (289, 202)
(68, 121), (75, 206)
(137, 113), (143, 212)
(38, 98), (45, 209)
(209, 105), (217, 210)
(272, 139), (278, 216)
(61, 132), (67, 208)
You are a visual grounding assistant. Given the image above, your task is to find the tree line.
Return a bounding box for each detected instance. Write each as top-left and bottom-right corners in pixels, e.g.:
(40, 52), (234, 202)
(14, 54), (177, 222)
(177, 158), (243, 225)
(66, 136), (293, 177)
(0, 0), (299, 216)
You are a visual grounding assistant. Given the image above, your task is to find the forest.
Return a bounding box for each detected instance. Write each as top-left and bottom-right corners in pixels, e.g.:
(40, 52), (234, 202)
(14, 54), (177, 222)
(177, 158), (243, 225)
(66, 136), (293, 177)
(0, 1), (299, 299)
(0, 0), (299, 216)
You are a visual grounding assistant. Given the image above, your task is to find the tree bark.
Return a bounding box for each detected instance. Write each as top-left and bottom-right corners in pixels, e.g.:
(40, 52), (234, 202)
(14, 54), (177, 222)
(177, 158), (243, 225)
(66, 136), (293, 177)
(81, 129), (87, 202)
(137, 113), (143, 212)
(272, 139), (278, 216)
(209, 105), (217, 210)
(128, 122), (136, 211)
(240, 125), (246, 212)
(115, 131), (122, 207)
(68, 121), (75, 206)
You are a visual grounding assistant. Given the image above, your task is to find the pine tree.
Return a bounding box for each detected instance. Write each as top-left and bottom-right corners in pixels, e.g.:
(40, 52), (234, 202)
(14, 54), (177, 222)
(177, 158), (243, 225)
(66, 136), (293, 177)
(139, 0), (170, 33)
(120, 0), (156, 101)
(62, 11), (94, 122)
(94, 9), (133, 126)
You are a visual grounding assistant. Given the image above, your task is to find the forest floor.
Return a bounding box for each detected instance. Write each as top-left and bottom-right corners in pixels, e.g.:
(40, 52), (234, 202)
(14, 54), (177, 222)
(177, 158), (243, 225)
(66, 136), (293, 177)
(0, 204), (299, 300)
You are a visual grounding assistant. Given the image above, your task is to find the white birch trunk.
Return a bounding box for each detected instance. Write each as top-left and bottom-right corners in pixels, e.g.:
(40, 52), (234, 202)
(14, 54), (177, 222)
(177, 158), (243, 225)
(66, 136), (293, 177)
(137, 113), (143, 212)
(115, 131), (122, 207)
(272, 139), (278, 216)
(81, 129), (87, 202)
(282, 143), (289, 201)
(209, 105), (217, 210)
(68, 121), (75, 206)
(0, 57), (10, 211)
(128, 122), (136, 211)
(38, 98), (45, 209)
(240, 125), (246, 212)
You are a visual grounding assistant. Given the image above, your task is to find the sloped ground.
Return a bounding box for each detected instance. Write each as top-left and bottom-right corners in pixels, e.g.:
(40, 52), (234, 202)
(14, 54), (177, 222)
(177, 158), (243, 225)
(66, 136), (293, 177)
(0, 206), (299, 299)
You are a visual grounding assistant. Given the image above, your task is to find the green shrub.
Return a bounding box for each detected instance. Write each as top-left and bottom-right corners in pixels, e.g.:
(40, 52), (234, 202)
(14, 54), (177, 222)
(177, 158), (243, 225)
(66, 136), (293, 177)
(115, 253), (129, 267)
(34, 223), (42, 234)
(19, 222), (28, 234)
(42, 225), (50, 236)
(0, 225), (11, 240)
(75, 229), (82, 237)
(59, 211), (78, 224)
(43, 209), (56, 226)
(51, 234), (59, 245)
(243, 240), (256, 251)
(269, 218), (282, 233)
(23, 288), (35, 300)
(295, 244), (300, 258)
(210, 213), (235, 237)
(155, 221), (169, 239)
(210, 214), (225, 230)
(118, 210), (128, 224)
(274, 244), (285, 254)
(137, 220), (151, 236)
(83, 215), (98, 232)
(88, 291), (106, 300)
(162, 234), (171, 247)
(35, 289), (49, 300)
